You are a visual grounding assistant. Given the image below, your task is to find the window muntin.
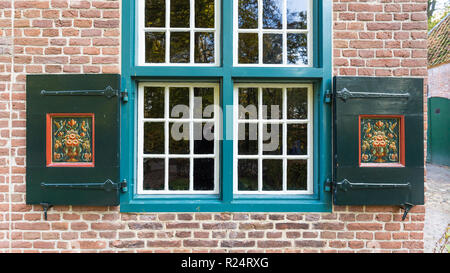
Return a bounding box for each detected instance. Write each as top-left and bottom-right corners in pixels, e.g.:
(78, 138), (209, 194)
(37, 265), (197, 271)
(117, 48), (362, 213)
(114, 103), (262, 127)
(234, 84), (313, 194)
(137, 83), (220, 194)
(234, 0), (312, 66)
(138, 0), (220, 66)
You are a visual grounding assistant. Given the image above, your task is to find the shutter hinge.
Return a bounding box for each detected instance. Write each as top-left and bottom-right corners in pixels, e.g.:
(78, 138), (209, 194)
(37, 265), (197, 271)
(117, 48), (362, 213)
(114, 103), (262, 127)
(120, 179), (128, 193)
(121, 89), (128, 103)
(324, 178), (333, 192)
(324, 90), (332, 104)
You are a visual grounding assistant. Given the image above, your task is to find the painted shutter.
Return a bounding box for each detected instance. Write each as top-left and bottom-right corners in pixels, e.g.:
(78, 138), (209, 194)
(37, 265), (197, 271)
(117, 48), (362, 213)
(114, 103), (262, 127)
(26, 74), (123, 207)
(333, 77), (424, 209)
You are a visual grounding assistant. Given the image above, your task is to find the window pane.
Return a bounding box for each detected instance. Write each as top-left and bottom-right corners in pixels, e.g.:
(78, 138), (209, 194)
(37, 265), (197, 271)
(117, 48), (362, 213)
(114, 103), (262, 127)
(144, 122), (165, 154)
(263, 0), (283, 29)
(287, 124), (307, 155)
(194, 158), (214, 190)
(262, 88), (282, 119)
(170, 0), (190, 27)
(144, 87), (165, 118)
(287, 88), (308, 119)
(169, 158), (190, 190)
(262, 159), (282, 191)
(169, 87), (189, 118)
(194, 87), (214, 118)
(194, 122), (214, 154)
(239, 88), (258, 119)
(238, 33), (259, 64)
(238, 159), (258, 191)
(195, 32), (215, 64)
(195, 0), (215, 28)
(263, 123), (282, 155)
(143, 158), (165, 190)
(238, 0), (258, 29)
(287, 33), (307, 65)
(238, 123), (258, 155)
(145, 0), (165, 27)
(170, 32), (190, 63)
(169, 122), (190, 154)
(263, 34), (282, 64)
(287, 0), (308, 29)
(287, 160), (307, 190)
(145, 32), (165, 63)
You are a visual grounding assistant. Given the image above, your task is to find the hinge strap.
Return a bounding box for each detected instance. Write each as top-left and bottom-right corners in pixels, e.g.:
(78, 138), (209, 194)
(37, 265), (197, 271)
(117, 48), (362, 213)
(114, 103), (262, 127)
(337, 88), (410, 101)
(336, 179), (411, 192)
(40, 86), (118, 98)
(41, 179), (125, 192)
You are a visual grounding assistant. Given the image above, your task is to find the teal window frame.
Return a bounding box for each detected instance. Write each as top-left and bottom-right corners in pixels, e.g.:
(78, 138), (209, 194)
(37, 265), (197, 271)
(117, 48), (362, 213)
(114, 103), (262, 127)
(120, 0), (333, 212)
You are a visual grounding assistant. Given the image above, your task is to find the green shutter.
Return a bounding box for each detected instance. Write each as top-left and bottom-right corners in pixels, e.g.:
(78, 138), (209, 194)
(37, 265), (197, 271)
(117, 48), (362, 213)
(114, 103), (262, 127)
(333, 77), (424, 209)
(26, 74), (123, 207)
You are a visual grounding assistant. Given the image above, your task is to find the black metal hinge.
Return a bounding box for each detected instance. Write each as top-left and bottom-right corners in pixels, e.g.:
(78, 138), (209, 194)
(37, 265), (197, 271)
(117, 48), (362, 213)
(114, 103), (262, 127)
(336, 88), (410, 102)
(41, 179), (128, 193)
(40, 86), (119, 98)
(324, 90), (332, 104)
(121, 89), (128, 103)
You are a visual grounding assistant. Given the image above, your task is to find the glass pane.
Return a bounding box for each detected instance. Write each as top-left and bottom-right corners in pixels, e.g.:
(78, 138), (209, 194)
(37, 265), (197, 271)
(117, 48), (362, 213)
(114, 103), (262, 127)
(170, 0), (190, 27)
(263, 0), (282, 29)
(195, 32), (215, 64)
(287, 33), (307, 65)
(144, 87), (165, 118)
(144, 122), (165, 154)
(287, 124), (307, 155)
(143, 158), (165, 190)
(238, 33), (259, 64)
(194, 122), (214, 154)
(238, 159), (258, 191)
(287, 88), (307, 119)
(238, 88), (258, 119)
(262, 159), (282, 191)
(169, 158), (190, 190)
(145, 32), (165, 63)
(238, 0), (258, 29)
(169, 122), (190, 154)
(262, 88), (282, 119)
(194, 158), (214, 190)
(263, 123), (282, 155)
(238, 123), (258, 155)
(170, 32), (190, 63)
(169, 87), (189, 118)
(194, 87), (214, 118)
(263, 34), (282, 64)
(145, 0), (165, 27)
(287, 0), (308, 29)
(287, 160), (307, 190)
(195, 0), (215, 28)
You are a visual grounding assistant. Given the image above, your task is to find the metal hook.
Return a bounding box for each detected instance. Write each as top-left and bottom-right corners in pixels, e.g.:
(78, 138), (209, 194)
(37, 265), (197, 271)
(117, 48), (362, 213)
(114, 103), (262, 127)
(40, 203), (53, 221)
(401, 203), (414, 221)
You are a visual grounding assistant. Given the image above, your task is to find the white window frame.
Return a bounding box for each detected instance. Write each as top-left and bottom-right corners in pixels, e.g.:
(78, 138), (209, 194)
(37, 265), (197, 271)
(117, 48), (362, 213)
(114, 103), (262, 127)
(233, 0), (313, 67)
(137, 82), (221, 195)
(137, 0), (221, 66)
(233, 83), (314, 194)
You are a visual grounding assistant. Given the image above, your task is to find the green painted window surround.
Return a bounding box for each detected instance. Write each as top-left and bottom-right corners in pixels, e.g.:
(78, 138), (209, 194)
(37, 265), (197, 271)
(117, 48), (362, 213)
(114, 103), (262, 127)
(120, 0), (333, 212)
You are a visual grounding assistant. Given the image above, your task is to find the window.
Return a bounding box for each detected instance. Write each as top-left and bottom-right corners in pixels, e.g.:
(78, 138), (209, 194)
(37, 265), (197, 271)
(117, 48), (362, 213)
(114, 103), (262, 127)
(234, 0), (312, 66)
(138, 0), (220, 65)
(137, 83), (220, 194)
(234, 84), (313, 194)
(121, 0), (332, 212)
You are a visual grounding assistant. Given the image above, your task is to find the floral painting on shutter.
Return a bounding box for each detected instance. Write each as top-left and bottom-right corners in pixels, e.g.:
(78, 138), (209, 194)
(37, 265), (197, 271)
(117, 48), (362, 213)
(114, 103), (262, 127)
(359, 115), (405, 167)
(46, 113), (95, 167)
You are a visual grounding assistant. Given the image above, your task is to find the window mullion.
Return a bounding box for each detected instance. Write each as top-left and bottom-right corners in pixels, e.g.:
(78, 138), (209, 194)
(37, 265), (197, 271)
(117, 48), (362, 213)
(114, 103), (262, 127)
(283, 0), (287, 65)
(166, 0), (171, 63)
(258, 0), (263, 65)
(258, 87), (263, 192)
(165, 86), (170, 191)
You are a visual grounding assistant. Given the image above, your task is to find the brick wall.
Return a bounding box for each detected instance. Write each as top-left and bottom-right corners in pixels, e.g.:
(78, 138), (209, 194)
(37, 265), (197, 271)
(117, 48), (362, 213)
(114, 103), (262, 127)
(428, 64), (450, 99)
(0, 0), (427, 253)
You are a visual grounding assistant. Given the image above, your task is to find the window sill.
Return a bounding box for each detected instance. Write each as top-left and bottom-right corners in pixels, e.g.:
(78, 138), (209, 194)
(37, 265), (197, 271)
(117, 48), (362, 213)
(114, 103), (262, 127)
(119, 196), (331, 213)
